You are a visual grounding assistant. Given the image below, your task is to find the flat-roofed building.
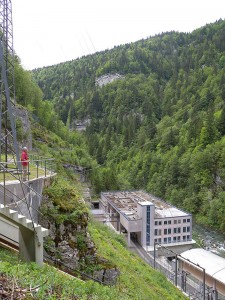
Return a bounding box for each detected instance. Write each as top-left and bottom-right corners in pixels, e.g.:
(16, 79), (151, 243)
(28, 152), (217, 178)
(100, 190), (195, 253)
(180, 248), (225, 299)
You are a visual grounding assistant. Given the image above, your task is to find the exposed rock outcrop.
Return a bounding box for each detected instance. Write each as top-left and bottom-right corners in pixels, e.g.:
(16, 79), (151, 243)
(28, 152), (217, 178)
(14, 105), (32, 150)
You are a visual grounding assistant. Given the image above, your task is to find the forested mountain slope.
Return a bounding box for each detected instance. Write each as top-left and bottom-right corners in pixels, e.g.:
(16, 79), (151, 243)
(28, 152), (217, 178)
(32, 19), (225, 232)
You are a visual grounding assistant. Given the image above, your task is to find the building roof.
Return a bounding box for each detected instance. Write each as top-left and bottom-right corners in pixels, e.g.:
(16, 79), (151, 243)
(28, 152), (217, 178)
(181, 248), (225, 284)
(101, 191), (190, 220)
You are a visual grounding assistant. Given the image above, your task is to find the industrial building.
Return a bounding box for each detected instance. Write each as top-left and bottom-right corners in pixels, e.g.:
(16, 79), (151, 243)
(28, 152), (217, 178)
(100, 191), (195, 253)
(179, 248), (225, 299)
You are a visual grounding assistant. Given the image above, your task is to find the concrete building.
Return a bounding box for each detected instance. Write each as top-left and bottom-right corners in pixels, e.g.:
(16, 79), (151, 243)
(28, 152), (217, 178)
(179, 248), (225, 299)
(100, 191), (195, 253)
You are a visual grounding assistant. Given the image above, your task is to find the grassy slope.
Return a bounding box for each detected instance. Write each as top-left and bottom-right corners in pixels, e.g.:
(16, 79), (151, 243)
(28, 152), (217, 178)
(89, 220), (187, 300)
(0, 124), (187, 299)
(0, 220), (187, 300)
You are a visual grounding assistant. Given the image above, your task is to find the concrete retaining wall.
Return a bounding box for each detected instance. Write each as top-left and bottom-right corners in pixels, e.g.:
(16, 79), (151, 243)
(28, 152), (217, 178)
(0, 175), (53, 223)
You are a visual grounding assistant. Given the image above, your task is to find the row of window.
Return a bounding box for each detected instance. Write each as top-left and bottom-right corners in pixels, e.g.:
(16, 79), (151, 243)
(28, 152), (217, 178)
(146, 206), (151, 246)
(155, 218), (191, 226)
(154, 235), (191, 244)
(155, 226), (190, 236)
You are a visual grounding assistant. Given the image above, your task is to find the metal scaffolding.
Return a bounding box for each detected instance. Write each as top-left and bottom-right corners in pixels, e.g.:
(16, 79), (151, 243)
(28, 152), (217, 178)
(0, 0), (20, 168)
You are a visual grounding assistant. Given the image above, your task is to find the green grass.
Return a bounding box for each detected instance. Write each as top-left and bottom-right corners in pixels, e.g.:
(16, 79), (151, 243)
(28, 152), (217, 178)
(0, 248), (122, 300)
(0, 221), (188, 300)
(88, 220), (187, 300)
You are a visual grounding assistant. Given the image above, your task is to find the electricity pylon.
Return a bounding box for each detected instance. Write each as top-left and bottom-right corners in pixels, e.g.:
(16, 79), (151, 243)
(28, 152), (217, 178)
(0, 0), (20, 168)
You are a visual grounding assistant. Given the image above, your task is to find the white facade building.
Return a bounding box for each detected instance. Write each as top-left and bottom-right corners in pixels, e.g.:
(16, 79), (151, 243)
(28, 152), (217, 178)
(100, 191), (195, 252)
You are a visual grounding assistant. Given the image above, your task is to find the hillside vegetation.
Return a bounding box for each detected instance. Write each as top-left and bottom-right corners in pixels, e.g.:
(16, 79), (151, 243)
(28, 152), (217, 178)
(0, 123), (186, 299)
(30, 19), (225, 232)
(5, 18), (225, 299)
(0, 222), (186, 299)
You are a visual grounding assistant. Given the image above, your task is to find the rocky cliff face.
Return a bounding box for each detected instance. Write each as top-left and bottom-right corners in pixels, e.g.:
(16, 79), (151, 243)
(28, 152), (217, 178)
(14, 105), (32, 150)
(39, 197), (120, 285)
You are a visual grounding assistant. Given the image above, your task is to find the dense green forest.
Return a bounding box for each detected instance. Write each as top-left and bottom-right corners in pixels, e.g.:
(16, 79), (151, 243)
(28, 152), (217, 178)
(15, 19), (225, 233)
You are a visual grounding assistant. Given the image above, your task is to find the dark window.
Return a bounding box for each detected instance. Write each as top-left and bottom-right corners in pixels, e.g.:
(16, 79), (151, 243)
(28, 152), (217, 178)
(146, 206), (151, 246)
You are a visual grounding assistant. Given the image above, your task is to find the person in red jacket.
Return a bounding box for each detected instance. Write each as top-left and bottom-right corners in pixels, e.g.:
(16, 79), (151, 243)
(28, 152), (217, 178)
(21, 146), (29, 181)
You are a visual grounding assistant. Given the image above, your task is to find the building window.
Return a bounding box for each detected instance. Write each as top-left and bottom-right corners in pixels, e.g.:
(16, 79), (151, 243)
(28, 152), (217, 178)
(168, 228), (171, 234)
(174, 228), (177, 234)
(187, 235), (190, 240)
(168, 220), (171, 225)
(164, 228), (167, 235)
(168, 237), (171, 243)
(183, 227), (186, 233)
(155, 221), (158, 225)
(154, 229), (158, 236)
(174, 220), (177, 224)
(173, 237), (177, 242)
(183, 236), (186, 241)
(164, 220), (167, 225)
(178, 227), (181, 233)
(146, 206), (151, 246)
(177, 236), (181, 241)
(158, 221), (162, 226)
(164, 238), (167, 243)
(158, 238), (161, 243)
(178, 219), (181, 224)
(158, 229), (161, 235)
(187, 226), (190, 232)
(187, 218), (190, 223)
(183, 219), (186, 223)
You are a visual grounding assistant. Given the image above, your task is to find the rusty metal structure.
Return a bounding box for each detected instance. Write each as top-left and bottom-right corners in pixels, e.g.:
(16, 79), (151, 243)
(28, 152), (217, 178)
(0, 0), (20, 167)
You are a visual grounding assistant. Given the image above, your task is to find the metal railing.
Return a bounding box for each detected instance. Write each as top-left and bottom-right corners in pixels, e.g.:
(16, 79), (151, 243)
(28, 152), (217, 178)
(0, 154), (56, 181)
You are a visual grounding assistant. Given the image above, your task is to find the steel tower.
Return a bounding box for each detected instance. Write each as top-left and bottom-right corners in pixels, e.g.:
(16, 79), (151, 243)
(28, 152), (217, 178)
(0, 0), (20, 167)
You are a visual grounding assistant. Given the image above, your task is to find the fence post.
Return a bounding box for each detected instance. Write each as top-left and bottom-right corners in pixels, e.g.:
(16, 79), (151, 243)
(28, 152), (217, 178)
(3, 167), (6, 206)
(175, 254), (178, 286)
(154, 242), (156, 269)
(45, 160), (46, 177)
(36, 161), (39, 178)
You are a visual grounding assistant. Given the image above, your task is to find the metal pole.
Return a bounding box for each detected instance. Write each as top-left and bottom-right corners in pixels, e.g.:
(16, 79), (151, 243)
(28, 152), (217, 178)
(175, 254), (177, 286)
(154, 242), (156, 269)
(36, 160), (39, 178)
(203, 268), (205, 300)
(3, 166), (6, 206)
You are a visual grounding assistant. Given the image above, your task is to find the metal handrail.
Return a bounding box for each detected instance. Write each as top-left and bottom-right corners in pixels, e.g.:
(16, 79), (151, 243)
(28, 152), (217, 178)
(0, 155), (56, 181)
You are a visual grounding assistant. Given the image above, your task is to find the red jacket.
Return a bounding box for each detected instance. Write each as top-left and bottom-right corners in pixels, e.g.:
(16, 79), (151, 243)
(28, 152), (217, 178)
(21, 150), (29, 166)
